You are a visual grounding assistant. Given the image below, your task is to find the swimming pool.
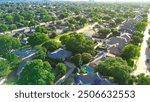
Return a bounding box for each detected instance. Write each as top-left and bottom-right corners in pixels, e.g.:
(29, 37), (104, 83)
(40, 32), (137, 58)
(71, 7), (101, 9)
(82, 65), (94, 73)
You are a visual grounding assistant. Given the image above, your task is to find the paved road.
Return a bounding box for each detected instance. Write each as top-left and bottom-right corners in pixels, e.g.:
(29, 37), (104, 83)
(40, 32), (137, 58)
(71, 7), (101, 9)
(132, 13), (150, 75)
(76, 22), (98, 33)
(0, 21), (50, 36)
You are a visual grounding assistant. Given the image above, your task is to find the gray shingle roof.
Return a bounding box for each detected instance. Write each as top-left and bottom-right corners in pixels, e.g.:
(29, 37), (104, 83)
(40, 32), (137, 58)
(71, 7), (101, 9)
(48, 48), (72, 60)
(74, 73), (112, 85)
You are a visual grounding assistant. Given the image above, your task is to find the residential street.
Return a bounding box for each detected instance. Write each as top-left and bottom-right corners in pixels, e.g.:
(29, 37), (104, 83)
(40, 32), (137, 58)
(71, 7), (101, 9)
(133, 13), (150, 75)
(76, 22), (98, 33)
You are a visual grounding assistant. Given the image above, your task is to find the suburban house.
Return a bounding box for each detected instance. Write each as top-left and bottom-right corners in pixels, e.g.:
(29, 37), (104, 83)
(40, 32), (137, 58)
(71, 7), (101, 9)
(55, 29), (63, 34)
(13, 48), (37, 59)
(101, 23), (110, 28)
(84, 30), (95, 38)
(20, 37), (28, 44)
(107, 43), (121, 55)
(17, 58), (32, 76)
(73, 72), (112, 85)
(23, 27), (31, 34)
(119, 28), (133, 34)
(48, 48), (72, 61)
(120, 33), (132, 42)
(119, 14), (143, 34)
(12, 48), (37, 76)
(106, 36), (128, 55)
(13, 32), (23, 38)
(49, 29), (63, 37)
(94, 27), (99, 33)
(58, 25), (68, 31)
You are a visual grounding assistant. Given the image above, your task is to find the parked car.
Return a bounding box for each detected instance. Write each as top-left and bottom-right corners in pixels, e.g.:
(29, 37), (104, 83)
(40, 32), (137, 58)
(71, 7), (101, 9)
(146, 59), (149, 63)
(0, 77), (7, 85)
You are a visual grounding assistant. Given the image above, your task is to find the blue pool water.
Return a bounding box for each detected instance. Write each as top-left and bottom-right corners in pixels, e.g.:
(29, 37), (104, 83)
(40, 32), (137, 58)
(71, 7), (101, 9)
(82, 65), (94, 73)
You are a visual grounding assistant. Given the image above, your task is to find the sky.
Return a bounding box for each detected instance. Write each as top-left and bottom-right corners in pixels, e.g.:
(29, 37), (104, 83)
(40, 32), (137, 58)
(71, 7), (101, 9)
(59, 0), (150, 2)
(68, 0), (150, 2)
(0, 0), (150, 2)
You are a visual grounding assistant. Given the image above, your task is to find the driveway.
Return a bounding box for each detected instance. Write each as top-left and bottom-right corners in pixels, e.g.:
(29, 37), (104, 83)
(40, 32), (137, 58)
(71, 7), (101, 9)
(55, 62), (76, 85)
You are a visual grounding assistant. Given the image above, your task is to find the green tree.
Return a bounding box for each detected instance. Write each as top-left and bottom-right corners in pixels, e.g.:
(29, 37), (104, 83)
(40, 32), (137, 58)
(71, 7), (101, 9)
(55, 63), (67, 76)
(121, 44), (140, 60)
(41, 15), (52, 22)
(95, 57), (132, 84)
(82, 53), (92, 64)
(115, 17), (124, 25)
(132, 31), (143, 45)
(0, 35), (21, 55)
(0, 59), (10, 77)
(29, 20), (38, 27)
(68, 18), (77, 24)
(14, 14), (24, 23)
(80, 17), (88, 25)
(134, 22), (147, 32)
(34, 45), (47, 60)
(4, 53), (20, 69)
(60, 33), (95, 55)
(42, 40), (61, 52)
(135, 74), (150, 85)
(98, 28), (111, 38)
(132, 35), (142, 45)
(35, 26), (49, 34)
(9, 24), (17, 30)
(102, 15), (111, 21)
(111, 28), (120, 37)
(59, 12), (70, 19)
(18, 59), (55, 85)
(5, 15), (13, 24)
(72, 54), (82, 67)
(0, 24), (8, 32)
(109, 21), (116, 27)
(28, 32), (49, 46)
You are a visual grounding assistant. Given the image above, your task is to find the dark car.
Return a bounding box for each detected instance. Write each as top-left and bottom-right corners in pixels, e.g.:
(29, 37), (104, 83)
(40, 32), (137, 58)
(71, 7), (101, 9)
(146, 59), (149, 63)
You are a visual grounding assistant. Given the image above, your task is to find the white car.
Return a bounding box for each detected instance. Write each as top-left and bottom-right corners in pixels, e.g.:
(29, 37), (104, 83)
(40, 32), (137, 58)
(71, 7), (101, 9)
(0, 78), (7, 85)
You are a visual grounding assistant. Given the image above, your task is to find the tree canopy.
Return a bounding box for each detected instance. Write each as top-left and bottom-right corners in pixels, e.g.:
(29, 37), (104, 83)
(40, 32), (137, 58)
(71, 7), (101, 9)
(42, 40), (61, 52)
(18, 59), (55, 85)
(3, 53), (20, 69)
(82, 53), (92, 64)
(35, 26), (49, 34)
(0, 35), (21, 55)
(28, 32), (49, 46)
(72, 53), (82, 67)
(60, 33), (95, 55)
(98, 28), (111, 38)
(95, 57), (132, 84)
(55, 63), (67, 76)
(34, 45), (47, 60)
(135, 74), (150, 85)
(132, 31), (144, 45)
(121, 44), (140, 60)
(0, 59), (10, 77)
(134, 22), (147, 32)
